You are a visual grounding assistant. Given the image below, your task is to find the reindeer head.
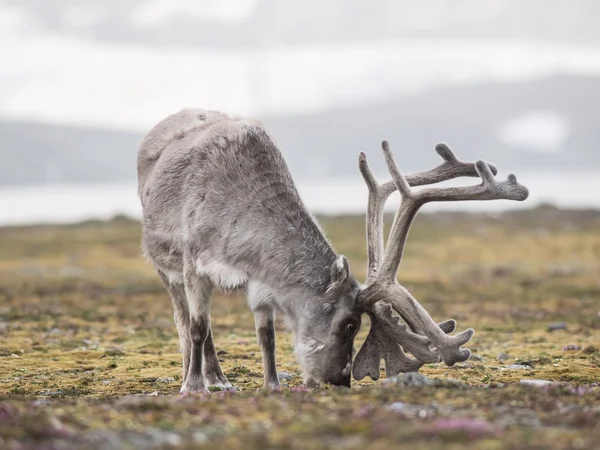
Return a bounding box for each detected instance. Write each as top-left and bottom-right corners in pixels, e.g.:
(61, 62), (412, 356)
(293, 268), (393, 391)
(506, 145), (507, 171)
(292, 141), (528, 387)
(293, 255), (362, 388)
(302, 141), (529, 386)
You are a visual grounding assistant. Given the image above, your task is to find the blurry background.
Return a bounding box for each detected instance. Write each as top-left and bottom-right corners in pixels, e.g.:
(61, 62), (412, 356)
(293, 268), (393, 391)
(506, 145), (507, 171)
(0, 0), (598, 225)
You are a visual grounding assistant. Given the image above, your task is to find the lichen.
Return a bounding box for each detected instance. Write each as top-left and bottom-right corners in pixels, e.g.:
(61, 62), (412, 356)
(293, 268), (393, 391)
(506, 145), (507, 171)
(0, 207), (599, 448)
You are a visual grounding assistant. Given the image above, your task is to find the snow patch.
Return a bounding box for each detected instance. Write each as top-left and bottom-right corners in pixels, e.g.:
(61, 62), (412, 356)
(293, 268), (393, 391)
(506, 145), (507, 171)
(497, 110), (571, 153)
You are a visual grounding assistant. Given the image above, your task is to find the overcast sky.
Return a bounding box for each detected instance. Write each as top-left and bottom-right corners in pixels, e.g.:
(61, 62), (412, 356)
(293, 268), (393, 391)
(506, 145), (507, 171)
(1, 1), (598, 132)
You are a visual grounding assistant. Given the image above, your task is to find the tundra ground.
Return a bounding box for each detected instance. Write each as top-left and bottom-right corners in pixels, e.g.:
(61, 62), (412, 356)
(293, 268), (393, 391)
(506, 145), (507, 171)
(0, 205), (599, 449)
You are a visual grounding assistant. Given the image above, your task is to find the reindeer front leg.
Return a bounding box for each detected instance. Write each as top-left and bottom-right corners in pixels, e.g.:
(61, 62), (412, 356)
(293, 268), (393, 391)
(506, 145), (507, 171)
(254, 308), (280, 389)
(202, 326), (234, 390)
(248, 281), (280, 389)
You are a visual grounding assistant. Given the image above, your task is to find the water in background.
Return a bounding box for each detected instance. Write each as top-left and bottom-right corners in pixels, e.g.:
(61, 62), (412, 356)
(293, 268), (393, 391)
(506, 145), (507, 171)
(0, 169), (597, 226)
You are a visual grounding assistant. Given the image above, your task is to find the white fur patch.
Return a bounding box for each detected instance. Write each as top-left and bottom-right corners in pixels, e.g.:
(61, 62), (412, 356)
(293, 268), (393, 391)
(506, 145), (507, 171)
(341, 362), (352, 377)
(166, 270), (183, 284)
(246, 280), (274, 311)
(294, 339), (326, 360)
(195, 258), (247, 290)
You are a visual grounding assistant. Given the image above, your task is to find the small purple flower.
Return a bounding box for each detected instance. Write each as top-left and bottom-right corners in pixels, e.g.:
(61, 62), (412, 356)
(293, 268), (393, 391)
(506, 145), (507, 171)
(290, 386), (310, 393)
(354, 405), (375, 419)
(429, 418), (496, 440)
(0, 403), (18, 424)
(569, 386), (593, 396)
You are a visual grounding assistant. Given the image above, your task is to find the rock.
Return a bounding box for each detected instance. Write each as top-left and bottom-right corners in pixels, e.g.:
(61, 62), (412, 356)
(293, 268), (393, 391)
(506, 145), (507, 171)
(277, 371), (296, 381)
(507, 364), (531, 370)
(388, 402), (407, 413)
(520, 379), (554, 388)
(497, 352), (510, 361)
(193, 431), (209, 444)
(156, 377), (176, 384)
(385, 372), (433, 388)
(147, 391), (159, 396)
(547, 322), (567, 332)
(469, 354), (483, 362)
(562, 344), (581, 351)
(385, 372), (467, 389)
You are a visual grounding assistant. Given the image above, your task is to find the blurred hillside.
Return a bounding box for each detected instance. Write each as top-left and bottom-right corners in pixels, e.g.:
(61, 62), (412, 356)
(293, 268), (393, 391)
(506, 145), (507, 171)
(1, 0), (597, 192)
(1, 75), (597, 185)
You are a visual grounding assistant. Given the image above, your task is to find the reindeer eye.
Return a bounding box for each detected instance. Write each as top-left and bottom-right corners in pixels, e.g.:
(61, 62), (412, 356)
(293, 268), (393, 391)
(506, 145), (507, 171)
(345, 322), (358, 336)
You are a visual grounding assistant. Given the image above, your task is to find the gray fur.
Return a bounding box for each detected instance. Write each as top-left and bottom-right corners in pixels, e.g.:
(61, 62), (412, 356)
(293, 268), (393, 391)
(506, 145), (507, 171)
(138, 109), (530, 390)
(137, 108), (360, 391)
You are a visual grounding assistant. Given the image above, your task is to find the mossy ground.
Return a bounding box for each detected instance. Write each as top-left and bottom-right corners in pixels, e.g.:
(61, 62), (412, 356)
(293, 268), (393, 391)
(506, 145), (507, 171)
(0, 206), (599, 449)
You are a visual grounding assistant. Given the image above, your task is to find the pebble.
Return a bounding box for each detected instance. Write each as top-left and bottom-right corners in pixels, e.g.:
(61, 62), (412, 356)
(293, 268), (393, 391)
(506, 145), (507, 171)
(497, 352), (510, 361)
(388, 402), (406, 413)
(547, 322), (567, 332)
(520, 379), (554, 388)
(156, 377), (176, 384)
(385, 372), (467, 389)
(469, 354), (483, 362)
(507, 364), (531, 370)
(385, 372), (433, 388)
(277, 371), (296, 381)
(193, 431), (209, 444)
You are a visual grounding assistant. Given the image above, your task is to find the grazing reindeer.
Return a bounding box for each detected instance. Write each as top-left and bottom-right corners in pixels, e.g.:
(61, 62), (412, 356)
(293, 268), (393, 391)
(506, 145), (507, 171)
(137, 108), (529, 392)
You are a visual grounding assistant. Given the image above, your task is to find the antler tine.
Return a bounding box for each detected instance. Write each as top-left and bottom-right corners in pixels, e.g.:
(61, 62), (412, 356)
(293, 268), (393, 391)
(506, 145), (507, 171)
(358, 141), (493, 282)
(358, 152), (396, 283)
(376, 141), (498, 195)
(378, 143), (529, 281)
(375, 302), (441, 363)
(353, 302), (458, 381)
(353, 315), (423, 381)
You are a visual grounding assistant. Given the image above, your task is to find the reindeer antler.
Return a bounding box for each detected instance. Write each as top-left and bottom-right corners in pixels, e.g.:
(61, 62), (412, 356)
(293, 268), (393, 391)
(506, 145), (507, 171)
(353, 141), (528, 380)
(358, 143), (499, 283)
(353, 302), (457, 381)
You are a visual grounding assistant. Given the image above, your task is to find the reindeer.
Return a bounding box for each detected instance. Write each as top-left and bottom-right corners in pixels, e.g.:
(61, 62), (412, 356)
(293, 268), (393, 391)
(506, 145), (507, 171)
(137, 108), (529, 392)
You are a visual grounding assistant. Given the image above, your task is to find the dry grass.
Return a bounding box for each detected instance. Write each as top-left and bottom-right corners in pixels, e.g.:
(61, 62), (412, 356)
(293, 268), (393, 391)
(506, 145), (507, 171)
(1, 205), (599, 449)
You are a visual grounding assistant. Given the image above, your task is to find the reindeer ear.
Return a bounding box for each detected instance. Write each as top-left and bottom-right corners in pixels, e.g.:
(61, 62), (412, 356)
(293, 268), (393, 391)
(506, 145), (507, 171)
(328, 255), (350, 292)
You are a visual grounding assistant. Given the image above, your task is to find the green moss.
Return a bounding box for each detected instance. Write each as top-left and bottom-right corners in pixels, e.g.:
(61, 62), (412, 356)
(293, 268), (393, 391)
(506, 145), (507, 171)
(0, 210), (599, 448)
